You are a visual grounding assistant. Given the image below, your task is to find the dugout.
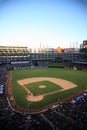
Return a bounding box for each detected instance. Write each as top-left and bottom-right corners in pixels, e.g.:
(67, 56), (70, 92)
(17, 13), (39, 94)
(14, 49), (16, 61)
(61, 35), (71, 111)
(72, 61), (87, 70)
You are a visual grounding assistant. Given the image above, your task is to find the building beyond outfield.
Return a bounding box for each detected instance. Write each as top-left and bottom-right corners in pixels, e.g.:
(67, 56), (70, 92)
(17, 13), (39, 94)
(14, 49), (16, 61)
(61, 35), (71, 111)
(0, 40), (87, 70)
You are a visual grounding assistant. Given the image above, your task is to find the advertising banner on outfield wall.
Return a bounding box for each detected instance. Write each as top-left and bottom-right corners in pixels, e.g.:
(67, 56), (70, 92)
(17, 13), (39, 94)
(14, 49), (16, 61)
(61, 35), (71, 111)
(11, 61), (29, 64)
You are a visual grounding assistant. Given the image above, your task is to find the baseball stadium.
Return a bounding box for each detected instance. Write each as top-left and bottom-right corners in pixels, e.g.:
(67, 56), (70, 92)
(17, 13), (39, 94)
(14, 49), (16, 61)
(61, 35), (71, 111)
(0, 40), (87, 130)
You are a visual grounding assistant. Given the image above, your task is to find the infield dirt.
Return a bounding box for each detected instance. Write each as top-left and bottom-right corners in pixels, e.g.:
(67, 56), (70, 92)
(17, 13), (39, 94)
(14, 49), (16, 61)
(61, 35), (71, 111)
(17, 77), (77, 102)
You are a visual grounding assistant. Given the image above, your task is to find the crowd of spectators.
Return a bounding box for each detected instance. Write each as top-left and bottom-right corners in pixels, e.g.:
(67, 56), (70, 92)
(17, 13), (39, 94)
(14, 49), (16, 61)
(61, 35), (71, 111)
(0, 67), (87, 130)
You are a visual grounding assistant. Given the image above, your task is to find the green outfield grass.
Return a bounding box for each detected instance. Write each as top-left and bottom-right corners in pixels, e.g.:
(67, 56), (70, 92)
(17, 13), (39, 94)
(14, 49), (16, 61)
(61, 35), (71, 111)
(11, 68), (87, 110)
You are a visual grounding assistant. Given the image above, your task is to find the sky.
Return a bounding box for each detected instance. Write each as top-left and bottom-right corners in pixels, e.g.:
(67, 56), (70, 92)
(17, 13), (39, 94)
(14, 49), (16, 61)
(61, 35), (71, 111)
(0, 0), (87, 49)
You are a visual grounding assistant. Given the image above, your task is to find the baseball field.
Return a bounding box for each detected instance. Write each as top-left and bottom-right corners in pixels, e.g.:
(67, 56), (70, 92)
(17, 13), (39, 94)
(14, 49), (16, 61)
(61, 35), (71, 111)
(7, 67), (87, 113)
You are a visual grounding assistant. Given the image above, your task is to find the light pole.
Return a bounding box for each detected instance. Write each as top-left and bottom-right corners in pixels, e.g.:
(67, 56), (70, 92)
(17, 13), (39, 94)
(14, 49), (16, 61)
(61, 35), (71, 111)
(6, 52), (9, 70)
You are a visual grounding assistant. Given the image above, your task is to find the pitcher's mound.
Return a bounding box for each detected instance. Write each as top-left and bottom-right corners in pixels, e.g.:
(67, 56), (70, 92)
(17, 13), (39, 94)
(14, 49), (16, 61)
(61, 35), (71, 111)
(26, 94), (44, 102)
(39, 85), (46, 88)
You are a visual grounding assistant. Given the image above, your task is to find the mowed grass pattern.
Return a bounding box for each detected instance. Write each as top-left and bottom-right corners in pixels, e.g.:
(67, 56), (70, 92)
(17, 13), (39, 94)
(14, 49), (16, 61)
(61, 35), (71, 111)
(11, 68), (87, 109)
(26, 81), (62, 94)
